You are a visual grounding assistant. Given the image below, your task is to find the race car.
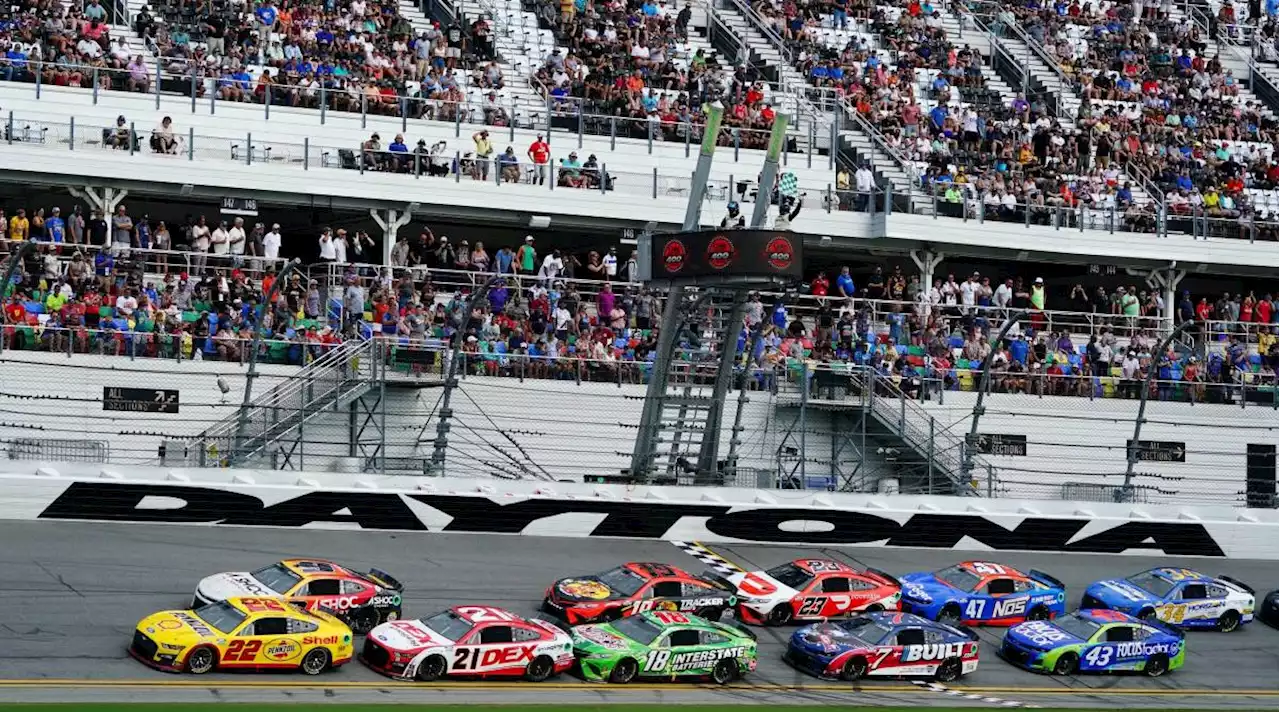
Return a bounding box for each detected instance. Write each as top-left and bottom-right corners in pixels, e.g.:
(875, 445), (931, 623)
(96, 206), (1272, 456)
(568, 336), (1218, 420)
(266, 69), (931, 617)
(899, 561), (1067, 626)
(360, 605), (573, 681)
(785, 611), (979, 681)
(193, 559), (404, 633)
(999, 609), (1185, 676)
(708, 558), (901, 625)
(571, 610), (757, 684)
(1081, 567), (1255, 632)
(542, 562), (734, 625)
(1261, 590), (1278, 628)
(130, 596), (353, 675)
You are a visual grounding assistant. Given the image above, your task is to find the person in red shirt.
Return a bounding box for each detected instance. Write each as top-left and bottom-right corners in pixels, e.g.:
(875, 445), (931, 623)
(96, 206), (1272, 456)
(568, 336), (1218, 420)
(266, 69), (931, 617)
(1256, 296), (1273, 325)
(1195, 297), (1211, 322)
(810, 271), (829, 298)
(527, 134), (550, 186)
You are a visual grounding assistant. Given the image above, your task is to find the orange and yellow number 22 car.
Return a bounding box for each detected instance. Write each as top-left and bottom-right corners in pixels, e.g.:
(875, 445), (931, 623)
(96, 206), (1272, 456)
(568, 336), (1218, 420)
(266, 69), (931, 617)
(130, 596), (354, 675)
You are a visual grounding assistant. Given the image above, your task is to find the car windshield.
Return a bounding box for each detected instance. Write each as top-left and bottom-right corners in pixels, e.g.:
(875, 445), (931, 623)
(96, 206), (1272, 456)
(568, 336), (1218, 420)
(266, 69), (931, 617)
(421, 610), (476, 642)
(935, 565), (982, 592)
(1124, 571), (1177, 598)
(597, 566), (647, 597)
(193, 601), (248, 634)
(250, 563), (303, 594)
(765, 563), (815, 590)
(835, 618), (892, 644)
(611, 615), (665, 646)
(1057, 614), (1103, 640)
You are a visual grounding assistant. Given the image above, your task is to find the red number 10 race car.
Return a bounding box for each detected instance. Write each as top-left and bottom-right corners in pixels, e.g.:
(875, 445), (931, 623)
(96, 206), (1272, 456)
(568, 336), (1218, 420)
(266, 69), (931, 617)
(361, 606), (574, 682)
(711, 559), (902, 625)
(542, 562), (735, 625)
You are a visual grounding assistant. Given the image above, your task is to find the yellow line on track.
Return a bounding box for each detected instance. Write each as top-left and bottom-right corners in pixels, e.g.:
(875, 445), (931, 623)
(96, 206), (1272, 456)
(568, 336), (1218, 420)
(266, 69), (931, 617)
(0, 680), (1271, 696)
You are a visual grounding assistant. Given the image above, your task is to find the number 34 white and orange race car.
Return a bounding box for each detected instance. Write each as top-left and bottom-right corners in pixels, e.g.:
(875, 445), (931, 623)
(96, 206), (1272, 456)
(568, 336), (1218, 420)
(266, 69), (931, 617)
(130, 596), (354, 675)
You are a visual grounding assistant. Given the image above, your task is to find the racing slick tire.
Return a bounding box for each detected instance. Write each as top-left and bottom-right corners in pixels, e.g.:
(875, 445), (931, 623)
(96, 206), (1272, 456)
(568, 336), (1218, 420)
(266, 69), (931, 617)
(768, 605), (794, 625)
(348, 608), (379, 635)
(1026, 606), (1051, 621)
(185, 646), (217, 675)
(864, 604), (884, 613)
(415, 654), (448, 682)
(300, 648), (330, 676)
(936, 604), (962, 625)
(711, 659), (738, 685)
(1217, 610), (1241, 633)
(696, 606), (723, 622)
(839, 657), (868, 681)
(609, 658), (639, 684)
(935, 658), (964, 682)
(525, 655), (555, 682)
(1144, 654), (1169, 677)
(1138, 608), (1158, 623)
(1052, 652), (1079, 676)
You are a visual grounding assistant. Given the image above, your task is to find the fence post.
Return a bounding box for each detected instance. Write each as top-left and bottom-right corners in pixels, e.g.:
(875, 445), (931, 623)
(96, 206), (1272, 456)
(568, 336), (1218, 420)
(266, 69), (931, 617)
(652, 167), (658, 199)
(191, 73), (197, 113)
(304, 136), (309, 170)
(600, 164), (607, 194)
(35, 62), (41, 100)
(577, 109), (583, 149)
(647, 120), (653, 154)
(320, 86), (326, 124)
(188, 127), (194, 160)
(265, 83), (271, 121)
(454, 151), (460, 182)
(685, 122), (691, 158)
(246, 132), (252, 165)
(69, 116), (75, 151)
(129, 122), (136, 155)
(610, 116), (616, 151)
(361, 92), (367, 129)
(510, 98), (516, 142)
(154, 58), (161, 110)
(93, 68), (99, 104)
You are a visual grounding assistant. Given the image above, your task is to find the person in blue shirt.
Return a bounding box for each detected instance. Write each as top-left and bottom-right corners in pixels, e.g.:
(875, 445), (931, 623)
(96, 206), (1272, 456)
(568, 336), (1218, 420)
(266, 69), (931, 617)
(46, 207), (65, 243)
(3, 46), (28, 81)
(929, 103), (948, 129)
(771, 299), (788, 330)
(316, 28), (334, 44)
(835, 267), (856, 299)
(1009, 335), (1030, 364)
(255, 0), (278, 60)
(642, 0), (658, 15)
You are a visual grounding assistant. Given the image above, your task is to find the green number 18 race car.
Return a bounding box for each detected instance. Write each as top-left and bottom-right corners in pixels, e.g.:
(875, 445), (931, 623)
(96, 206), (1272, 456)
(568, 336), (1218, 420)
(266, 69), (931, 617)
(571, 610), (758, 684)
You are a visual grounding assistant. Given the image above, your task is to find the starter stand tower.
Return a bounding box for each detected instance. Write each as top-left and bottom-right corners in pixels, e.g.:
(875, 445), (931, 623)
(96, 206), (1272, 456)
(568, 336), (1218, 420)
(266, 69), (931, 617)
(627, 107), (802, 485)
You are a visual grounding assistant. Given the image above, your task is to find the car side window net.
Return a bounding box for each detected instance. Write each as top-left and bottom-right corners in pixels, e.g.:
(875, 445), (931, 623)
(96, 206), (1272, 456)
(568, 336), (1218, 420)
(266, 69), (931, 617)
(896, 628), (925, 646)
(652, 581), (684, 598)
(1180, 584), (1208, 600)
(254, 617), (289, 636)
(479, 626), (513, 644)
(307, 579), (341, 596)
(668, 630), (701, 647)
(821, 577), (851, 593)
(1105, 626), (1135, 642)
(987, 578), (1016, 595)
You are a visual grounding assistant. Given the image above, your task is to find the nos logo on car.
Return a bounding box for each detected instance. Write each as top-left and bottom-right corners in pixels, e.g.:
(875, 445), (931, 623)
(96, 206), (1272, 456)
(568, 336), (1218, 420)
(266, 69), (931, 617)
(969, 597), (1029, 618)
(901, 642), (967, 663)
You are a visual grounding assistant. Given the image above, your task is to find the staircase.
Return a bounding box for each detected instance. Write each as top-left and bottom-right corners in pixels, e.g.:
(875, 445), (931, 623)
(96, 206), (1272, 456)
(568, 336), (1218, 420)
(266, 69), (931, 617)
(191, 339), (377, 467)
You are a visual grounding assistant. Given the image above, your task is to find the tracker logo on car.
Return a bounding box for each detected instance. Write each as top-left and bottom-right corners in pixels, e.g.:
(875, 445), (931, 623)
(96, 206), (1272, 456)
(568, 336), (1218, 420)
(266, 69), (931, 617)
(901, 642), (967, 663)
(705, 235), (736, 270)
(662, 239), (687, 274)
(763, 236), (794, 271)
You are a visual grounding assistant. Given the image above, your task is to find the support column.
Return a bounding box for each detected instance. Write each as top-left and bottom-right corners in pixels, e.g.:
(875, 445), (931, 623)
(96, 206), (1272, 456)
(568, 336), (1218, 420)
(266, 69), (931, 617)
(909, 249), (944, 289)
(1147, 266), (1186, 324)
(68, 185), (129, 216)
(370, 207), (413, 267)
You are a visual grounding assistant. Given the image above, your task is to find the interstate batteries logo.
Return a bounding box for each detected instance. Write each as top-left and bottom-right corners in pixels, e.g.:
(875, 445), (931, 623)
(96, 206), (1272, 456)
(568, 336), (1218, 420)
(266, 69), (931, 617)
(764, 235), (795, 271)
(705, 235), (736, 270)
(642, 646), (747, 672)
(661, 239), (688, 274)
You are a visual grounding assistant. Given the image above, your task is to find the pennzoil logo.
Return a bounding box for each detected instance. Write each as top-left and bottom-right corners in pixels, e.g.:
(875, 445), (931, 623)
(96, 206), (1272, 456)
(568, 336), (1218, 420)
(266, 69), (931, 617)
(763, 236), (795, 271)
(705, 235), (736, 270)
(264, 638), (301, 661)
(662, 239), (687, 273)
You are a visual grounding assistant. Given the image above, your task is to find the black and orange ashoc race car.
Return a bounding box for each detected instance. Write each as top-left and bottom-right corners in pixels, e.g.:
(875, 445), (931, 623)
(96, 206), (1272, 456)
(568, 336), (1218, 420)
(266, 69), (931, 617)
(542, 562), (735, 625)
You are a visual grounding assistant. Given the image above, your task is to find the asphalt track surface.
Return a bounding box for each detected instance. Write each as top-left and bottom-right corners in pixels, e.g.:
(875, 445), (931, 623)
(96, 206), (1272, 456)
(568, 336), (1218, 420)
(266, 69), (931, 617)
(0, 521), (1275, 707)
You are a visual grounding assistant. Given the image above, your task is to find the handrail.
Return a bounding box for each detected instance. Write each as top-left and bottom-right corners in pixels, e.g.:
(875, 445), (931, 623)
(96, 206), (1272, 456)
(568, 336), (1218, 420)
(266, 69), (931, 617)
(842, 102), (921, 186)
(1187, 5), (1280, 98)
(719, 0), (793, 66)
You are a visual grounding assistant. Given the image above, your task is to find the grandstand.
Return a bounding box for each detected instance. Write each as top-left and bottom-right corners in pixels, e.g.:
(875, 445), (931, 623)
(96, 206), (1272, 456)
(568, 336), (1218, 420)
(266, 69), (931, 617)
(0, 0), (1276, 507)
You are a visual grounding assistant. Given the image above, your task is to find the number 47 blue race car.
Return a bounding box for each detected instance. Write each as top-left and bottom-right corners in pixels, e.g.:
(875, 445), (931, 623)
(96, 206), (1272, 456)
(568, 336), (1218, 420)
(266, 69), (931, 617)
(900, 561), (1067, 626)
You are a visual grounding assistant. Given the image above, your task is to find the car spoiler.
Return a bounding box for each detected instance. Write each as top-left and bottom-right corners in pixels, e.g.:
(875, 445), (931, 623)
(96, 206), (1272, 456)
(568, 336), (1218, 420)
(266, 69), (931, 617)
(1029, 569), (1066, 590)
(698, 570), (738, 592)
(865, 567), (901, 588)
(1218, 575), (1255, 595)
(531, 613), (572, 633)
(366, 568), (404, 592)
(935, 620), (980, 641)
(715, 618), (757, 642)
(1143, 616), (1185, 640)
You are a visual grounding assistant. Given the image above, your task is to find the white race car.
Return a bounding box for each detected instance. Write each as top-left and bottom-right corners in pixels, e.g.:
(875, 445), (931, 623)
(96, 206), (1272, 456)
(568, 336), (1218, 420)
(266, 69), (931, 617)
(709, 558), (902, 625)
(360, 605), (574, 680)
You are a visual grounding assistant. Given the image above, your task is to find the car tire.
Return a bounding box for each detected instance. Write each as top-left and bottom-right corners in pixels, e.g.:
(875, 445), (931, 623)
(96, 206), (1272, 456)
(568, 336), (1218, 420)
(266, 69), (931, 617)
(525, 655), (555, 682)
(935, 658), (964, 682)
(185, 646), (217, 675)
(1218, 609), (1241, 633)
(609, 658), (639, 684)
(1138, 608), (1158, 622)
(1144, 654), (1169, 677)
(711, 659), (738, 685)
(936, 604), (962, 625)
(1026, 606), (1050, 621)
(300, 648), (330, 676)
(696, 606), (723, 622)
(768, 605), (794, 625)
(1053, 652), (1078, 676)
(415, 654), (448, 682)
(839, 657), (868, 681)
(864, 604), (884, 613)
(348, 608), (379, 635)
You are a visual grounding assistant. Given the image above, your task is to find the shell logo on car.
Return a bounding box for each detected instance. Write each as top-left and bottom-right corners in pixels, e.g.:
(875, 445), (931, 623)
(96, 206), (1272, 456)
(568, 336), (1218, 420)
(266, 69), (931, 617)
(558, 580), (611, 600)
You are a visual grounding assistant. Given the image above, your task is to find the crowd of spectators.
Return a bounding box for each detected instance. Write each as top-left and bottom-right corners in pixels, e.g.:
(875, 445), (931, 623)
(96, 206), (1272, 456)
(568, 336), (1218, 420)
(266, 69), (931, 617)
(3, 200), (1275, 405)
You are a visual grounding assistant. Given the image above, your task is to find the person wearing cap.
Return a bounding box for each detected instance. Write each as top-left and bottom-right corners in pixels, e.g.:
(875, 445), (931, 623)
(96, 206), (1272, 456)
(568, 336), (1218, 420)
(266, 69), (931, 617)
(516, 235), (536, 276)
(472, 130), (494, 180)
(559, 151), (583, 188)
(528, 134), (550, 185)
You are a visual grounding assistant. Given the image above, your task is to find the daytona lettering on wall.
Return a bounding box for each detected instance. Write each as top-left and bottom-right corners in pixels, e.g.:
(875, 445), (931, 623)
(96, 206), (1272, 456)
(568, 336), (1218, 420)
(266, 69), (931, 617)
(33, 482), (1234, 556)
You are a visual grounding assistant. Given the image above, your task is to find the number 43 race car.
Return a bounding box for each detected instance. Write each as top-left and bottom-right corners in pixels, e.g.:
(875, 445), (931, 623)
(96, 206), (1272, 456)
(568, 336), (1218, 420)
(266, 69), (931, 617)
(361, 605), (574, 681)
(1000, 609), (1185, 677)
(1082, 567), (1255, 632)
(900, 561), (1067, 626)
(785, 612), (980, 682)
(710, 558), (901, 625)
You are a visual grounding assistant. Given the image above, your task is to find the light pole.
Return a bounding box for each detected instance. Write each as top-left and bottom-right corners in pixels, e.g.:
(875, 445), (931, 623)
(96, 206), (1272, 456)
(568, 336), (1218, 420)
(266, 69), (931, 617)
(1121, 319), (1199, 500)
(233, 257), (302, 464)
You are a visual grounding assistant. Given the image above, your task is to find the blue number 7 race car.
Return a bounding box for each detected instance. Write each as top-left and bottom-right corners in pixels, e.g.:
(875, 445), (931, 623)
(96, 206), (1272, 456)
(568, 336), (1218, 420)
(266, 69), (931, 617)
(999, 609), (1185, 677)
(900, 561), (1067, 626)
(1081, 567), (1256, 632)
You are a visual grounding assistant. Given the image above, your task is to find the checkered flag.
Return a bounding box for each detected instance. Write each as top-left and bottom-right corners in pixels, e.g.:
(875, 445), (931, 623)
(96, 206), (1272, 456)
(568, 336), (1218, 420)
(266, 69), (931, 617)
(777, 171), (799, 198)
